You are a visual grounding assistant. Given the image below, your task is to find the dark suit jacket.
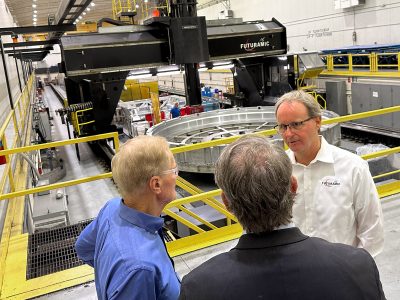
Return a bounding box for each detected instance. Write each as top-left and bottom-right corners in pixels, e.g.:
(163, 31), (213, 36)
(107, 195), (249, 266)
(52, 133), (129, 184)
(179, 228), (385, 300)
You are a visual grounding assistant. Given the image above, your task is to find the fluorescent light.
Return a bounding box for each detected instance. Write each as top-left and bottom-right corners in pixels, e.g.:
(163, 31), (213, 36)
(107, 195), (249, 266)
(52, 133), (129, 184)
(33, 10), (37, 13)
(157, 70), (183, 76)
(213, 64), (234, 70)
(83, 12), (86, 15)
(198, 67), (209, 72)
(33, 18), (37, 21)
(127, 73), (153, 79)
(79, 16), (83, 19)
(278, 56), (287, 61)
(86, 7), (91, 11)
(33, 14), (37, 17)
(32, 4), (37, 8)
(91, 2), (95, 6)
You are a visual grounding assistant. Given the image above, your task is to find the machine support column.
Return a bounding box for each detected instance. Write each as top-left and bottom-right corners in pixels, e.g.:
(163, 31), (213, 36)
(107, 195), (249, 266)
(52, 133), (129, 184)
(184, 63), (202, 105)
(0, 37), (15, 110)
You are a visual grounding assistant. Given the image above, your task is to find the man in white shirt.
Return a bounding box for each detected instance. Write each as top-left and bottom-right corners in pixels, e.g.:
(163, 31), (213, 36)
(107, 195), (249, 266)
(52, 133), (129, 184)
(274, 90), (384, 257)
(179, 136), (385, 300)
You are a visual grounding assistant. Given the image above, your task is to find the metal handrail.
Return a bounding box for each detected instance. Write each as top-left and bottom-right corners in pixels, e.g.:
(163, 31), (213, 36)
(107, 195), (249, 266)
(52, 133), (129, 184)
(0, 132), (120, 201)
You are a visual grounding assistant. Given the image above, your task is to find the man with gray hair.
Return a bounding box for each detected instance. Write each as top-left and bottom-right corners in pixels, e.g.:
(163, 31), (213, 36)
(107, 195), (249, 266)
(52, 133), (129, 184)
(75, 136), (180, 300)
(275, 90), (383, 257)
(179, 135), (385, 300)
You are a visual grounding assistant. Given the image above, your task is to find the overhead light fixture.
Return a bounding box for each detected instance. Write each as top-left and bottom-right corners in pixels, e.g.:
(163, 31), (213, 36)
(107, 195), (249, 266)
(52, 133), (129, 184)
(91, 2), (95, 6)
(33, 10), (37, 13)
(157, 70), (184, 77)
(33, 22), (37, 25)
(213, 63), (234, 70)
(86, 7), (91, 11)
(135, 4), (139, 8)
(33, 18), (37, 21)
(83, 12), (86, 15)
(127, 70), (153, 79)
(127, 73), (153, 79)
(79, 16), (83, 19)
(33, 14), (37, 18)
(32, 4), (37, 8)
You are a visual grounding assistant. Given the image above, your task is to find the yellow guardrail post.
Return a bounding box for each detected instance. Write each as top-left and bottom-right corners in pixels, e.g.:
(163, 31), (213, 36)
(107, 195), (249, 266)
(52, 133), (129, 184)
(1, 137), (15, 193)
(348, 54), (353, 71)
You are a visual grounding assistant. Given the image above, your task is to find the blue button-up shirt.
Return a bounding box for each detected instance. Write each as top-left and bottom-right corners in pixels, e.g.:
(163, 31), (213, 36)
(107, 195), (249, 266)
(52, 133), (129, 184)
(75, 198), (180, 300)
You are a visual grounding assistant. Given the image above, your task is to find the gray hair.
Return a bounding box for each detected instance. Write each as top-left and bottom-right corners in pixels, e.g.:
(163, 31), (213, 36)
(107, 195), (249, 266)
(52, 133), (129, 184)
(112, 135), (173, 199)
(214, 135), (295, 233)
(275, 90), (321, 118)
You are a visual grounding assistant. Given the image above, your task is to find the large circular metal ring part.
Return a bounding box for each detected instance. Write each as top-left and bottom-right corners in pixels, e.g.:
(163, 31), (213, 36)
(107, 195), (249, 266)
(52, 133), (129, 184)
(147, 106), (340, 173)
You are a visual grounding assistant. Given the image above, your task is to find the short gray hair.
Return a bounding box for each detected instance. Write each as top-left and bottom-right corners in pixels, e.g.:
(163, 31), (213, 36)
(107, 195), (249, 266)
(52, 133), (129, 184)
(112, 136), (173, 199)
(214, 135), (295, 233)
(275, 90), (321, 118)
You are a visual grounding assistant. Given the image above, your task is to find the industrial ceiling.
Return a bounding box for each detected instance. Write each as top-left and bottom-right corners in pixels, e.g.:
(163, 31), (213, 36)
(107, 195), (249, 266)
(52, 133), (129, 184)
(4, 0), (216, 28)
(4, 0), (112, 27)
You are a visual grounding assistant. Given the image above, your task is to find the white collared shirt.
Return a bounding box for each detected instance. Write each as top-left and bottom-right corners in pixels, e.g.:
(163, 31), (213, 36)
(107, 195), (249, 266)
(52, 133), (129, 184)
(287, 136), (384, 257)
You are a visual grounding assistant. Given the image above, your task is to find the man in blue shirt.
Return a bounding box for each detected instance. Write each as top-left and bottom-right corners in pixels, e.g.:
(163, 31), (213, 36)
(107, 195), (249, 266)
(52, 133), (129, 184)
(170, 102), (181, 118)
(76, 136), (180, 300)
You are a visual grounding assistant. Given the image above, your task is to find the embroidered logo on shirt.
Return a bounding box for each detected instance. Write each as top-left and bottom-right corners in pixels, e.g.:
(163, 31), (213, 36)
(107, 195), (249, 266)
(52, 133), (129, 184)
(321, 176), (341, 187)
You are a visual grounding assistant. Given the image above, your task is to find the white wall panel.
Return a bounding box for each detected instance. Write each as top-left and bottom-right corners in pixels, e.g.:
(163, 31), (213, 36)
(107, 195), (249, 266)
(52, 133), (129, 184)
(198, 0), (400, 52)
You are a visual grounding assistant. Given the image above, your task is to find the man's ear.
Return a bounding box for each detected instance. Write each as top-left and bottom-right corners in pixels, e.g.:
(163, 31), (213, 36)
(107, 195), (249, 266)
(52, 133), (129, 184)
(290, 176), (298, 194)
(221, 192), (231, 212)
(149, 176), (162, 194)
(315, 116), (322, 131)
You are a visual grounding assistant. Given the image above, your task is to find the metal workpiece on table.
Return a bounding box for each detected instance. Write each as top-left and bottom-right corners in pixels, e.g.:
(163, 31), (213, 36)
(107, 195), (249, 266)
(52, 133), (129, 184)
(147, 107), (340, 173)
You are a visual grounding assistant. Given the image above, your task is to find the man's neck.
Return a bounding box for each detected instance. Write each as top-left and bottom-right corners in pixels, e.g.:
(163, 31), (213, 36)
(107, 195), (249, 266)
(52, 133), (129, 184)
(123, 194), (163, 216)
(295, 136), (321, 166)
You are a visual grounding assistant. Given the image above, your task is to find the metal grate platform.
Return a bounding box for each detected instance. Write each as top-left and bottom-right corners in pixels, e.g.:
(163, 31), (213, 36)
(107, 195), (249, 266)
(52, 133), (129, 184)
(26, 219), (93, 280)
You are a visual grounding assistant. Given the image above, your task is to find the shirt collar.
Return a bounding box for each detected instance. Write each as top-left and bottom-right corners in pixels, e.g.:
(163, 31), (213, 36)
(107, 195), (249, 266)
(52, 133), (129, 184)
(288, 136), (334, 165)
(313, 136), (334, 164)
(275, 222), (295, 231)
(118, 199), (164, 233)
(234, 227), (308, 250)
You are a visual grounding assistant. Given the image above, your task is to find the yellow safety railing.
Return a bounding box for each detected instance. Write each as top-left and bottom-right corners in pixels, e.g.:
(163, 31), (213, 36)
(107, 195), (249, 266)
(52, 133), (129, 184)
(112, 0), (138, 20)
(306, 91), (327, 109)
(70, 108), (95, 136)
(321, 51), (400, 77)
(0, 74), (34, 197)
(0, 132), (120, 201)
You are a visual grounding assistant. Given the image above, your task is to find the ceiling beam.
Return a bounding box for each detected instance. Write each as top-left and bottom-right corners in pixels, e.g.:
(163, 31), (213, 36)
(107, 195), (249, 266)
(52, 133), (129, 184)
(9, 50), (50, 59)
(4, 46), (54, 54)
(0, 24), (76, 35)
(3, 39), (59, 48)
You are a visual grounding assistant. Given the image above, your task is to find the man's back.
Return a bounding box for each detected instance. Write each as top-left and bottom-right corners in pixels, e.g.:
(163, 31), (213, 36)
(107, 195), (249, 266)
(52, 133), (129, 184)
(180, 228), (384, 300)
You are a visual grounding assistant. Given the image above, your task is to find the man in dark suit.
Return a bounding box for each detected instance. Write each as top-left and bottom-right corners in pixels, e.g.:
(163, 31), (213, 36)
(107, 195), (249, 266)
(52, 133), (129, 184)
(179, 135), (385, 300)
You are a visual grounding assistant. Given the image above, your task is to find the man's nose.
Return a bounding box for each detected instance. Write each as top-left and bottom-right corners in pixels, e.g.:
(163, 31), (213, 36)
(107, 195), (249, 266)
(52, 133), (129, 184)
(283, 126), (295, 136)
